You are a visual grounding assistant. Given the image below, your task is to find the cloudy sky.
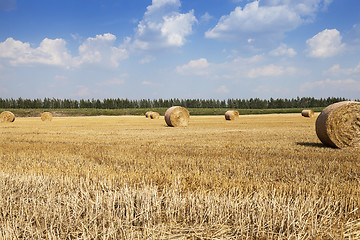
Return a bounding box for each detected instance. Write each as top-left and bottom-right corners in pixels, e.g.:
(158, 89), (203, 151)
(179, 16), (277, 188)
(1, 0), (360, 100)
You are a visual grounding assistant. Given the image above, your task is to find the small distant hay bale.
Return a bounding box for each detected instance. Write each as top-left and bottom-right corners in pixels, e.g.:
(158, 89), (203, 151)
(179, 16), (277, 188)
(301, 110), (314, 118)
(150, 112), (160, 119)
(225, 110), (239, 120)
(165, 106), (189, 127)
(316, 101), (360, 148)
(0, 111), (15, 123)
(41, 112), (53, 121)
(145, 111), (153, 118)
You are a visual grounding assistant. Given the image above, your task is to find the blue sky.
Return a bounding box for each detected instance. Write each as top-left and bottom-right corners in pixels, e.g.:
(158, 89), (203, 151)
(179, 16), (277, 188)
(1, 0), (360, 100)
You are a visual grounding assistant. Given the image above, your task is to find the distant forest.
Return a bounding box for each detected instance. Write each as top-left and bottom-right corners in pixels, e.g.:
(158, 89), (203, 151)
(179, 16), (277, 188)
(0, 97), (357, 109)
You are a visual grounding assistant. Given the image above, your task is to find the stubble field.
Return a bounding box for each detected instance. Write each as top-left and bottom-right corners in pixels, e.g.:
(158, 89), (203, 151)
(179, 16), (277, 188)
(0, 114), (359, 239)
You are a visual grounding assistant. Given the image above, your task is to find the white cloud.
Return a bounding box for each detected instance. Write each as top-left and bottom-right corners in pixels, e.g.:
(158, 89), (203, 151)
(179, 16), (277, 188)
(0, 37), (72, 67)
(323, 63), (360, 76)
(205, 0), (333, 43)
(262, 0), (333, 17)
(205, 1), (301, 41)
(0, 34), (128, 68)
(133, 0), (197, 50)
(176, 58), (210, 75)
(269, 43), (297, 57)
(73, 86), (91, 97)
(74, 33), (128, 68)
(139, 55), (156, 64)
(247, 64), (296, 78)
(200, 12), (213, 23)
(142, 81), (154, 85)
(216, 85), (230, 94)
(96, 77), (125, 86)
(301, 78), (360, 92)
(306, 29), (345, 58)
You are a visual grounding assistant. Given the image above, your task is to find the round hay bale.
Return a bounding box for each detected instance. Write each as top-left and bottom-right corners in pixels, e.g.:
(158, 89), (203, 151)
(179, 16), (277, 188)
(41, 112), (53, 121)
(225, 110), (239, 120)
(145, 111), (153, 118)
(150, 112), (160, 119)
(301, 110), (314, 118)
(0, 111), (15, 123)
(165, 106), (190, 127)
(316, 101), (360, 148)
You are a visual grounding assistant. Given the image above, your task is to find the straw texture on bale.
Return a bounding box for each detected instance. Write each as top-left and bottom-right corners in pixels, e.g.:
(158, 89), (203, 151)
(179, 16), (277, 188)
(301, 110), (314, 118)
(165, 106), (190, 127)
(225, 110), (239, 120)
(316, 101), (360, 148)
(0, 111), (15, 123)
(41, 112), (53, 121)
(150, 112), (160, 119)
(145, 111), (153, 118)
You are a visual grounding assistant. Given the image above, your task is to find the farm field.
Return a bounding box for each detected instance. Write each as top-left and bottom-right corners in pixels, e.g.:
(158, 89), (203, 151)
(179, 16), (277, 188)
(0, 114), (359, 239)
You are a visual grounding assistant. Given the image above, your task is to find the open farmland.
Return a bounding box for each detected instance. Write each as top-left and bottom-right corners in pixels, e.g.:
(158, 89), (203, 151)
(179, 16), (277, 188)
(0, 114), (359, 239)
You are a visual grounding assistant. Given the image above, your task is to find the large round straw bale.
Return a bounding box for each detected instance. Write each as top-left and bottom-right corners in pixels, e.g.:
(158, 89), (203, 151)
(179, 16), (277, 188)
(150, 112), (160, 119)
(41, 112), (53, 121)
(145, 111), (153, 118)
(301, 110), (314, 118)
(225, 110), (239, 120)
(165, 106), (190, 127)
(0, 111), (15, 122)
(316, 101), (360, 148)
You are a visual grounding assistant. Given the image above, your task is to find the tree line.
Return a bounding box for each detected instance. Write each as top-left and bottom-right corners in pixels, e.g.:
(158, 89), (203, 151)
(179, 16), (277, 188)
(0, 97), (356, 109)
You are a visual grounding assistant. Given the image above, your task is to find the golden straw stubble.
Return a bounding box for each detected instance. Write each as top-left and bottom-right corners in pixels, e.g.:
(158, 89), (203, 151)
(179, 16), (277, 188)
(165, 106), (190, 127)
(301, 110), (314, 118)
(41, 112), (53, 121)
(225, 110), (239, 120)
(316, 101), (360, 148)
(0, 111), (15, 122)
(150, 112), (160, 119)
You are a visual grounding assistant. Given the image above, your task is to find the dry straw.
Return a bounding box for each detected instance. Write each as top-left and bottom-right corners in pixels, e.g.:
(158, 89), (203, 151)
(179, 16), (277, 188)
(301, 110), (314, 118)
(150, 112), (160, 119)
(225, 110), (240, 120)
(145, 111), (153, 118)
(41, 112), (53, 121)
(316, 101), (360, 148)
(165, 106), (189, 127)
(0, 111), (15, 123)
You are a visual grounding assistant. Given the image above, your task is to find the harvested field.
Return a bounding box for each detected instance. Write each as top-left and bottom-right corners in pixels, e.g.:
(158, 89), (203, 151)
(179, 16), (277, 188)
(0, 114), (359, 239)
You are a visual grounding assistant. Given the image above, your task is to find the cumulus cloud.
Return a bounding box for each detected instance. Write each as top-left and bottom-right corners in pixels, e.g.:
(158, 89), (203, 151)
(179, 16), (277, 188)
(269, 43), (297, 57)
(205, 1), (301, 41)
(216, 85), (230, 94)
(0, 34), (128, 68)
(176, 58), (210, 75)
(0, 37), (72, 67)
(74, 33), (128, 68)
(306, 29), (345, 58)
(133, 0), (197, 50)
(247, 64), (296, 78)
(323, 63), (360, 76)
(96, 77), (126, 86)
(301, 78), (360, 92)
(205, 0), (332, 42)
